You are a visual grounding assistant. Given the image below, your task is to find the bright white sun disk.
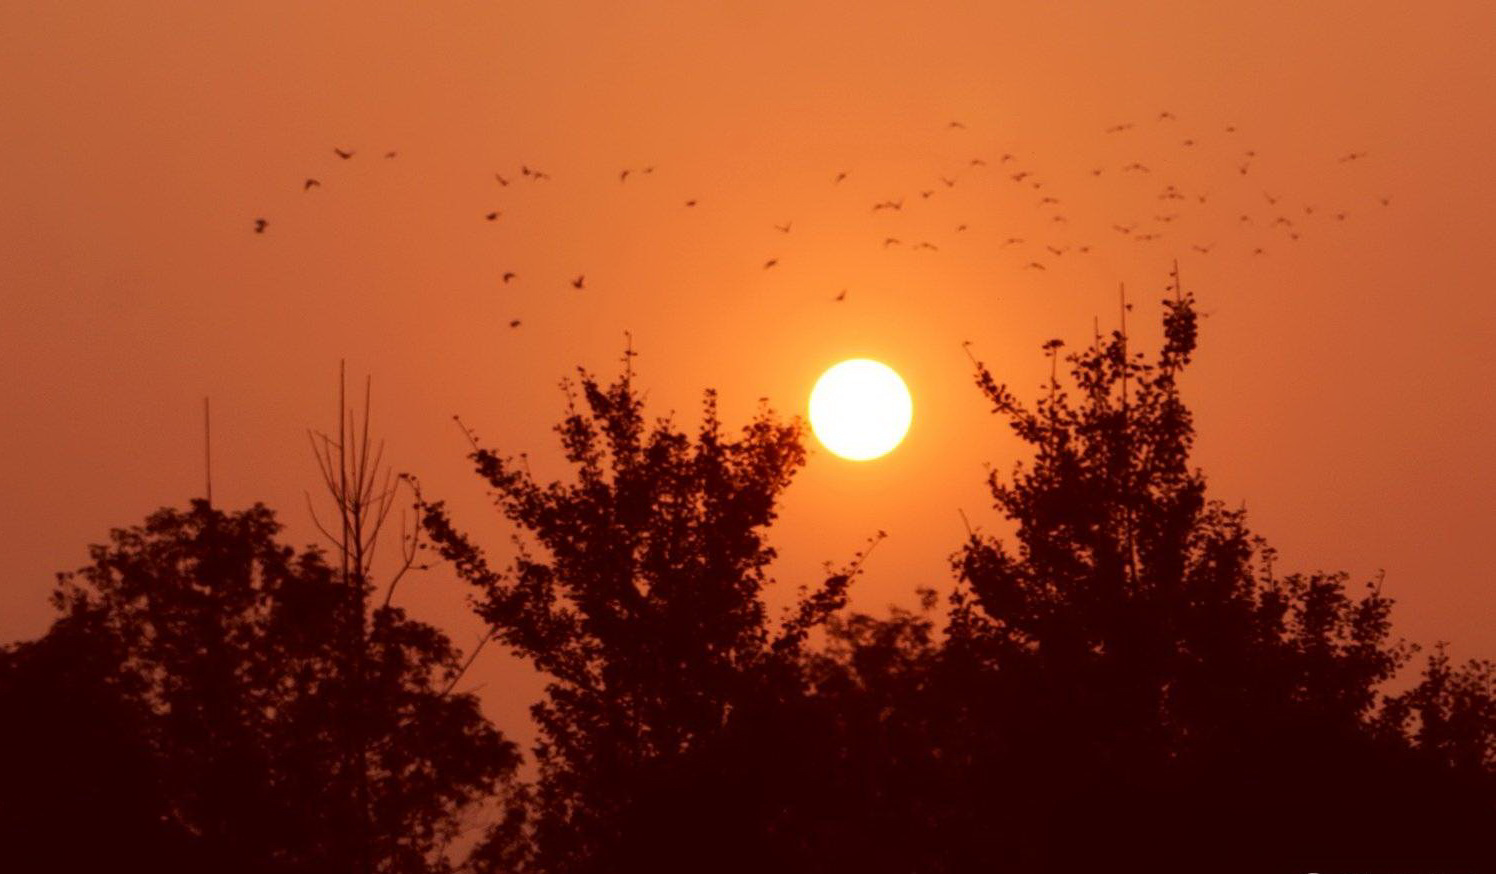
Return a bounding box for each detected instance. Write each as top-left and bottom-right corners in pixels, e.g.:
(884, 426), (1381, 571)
(808, 359), (913, 461)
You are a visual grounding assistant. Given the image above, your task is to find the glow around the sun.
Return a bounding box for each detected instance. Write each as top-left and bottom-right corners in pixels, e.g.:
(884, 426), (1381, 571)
(808, 359), (913, 461)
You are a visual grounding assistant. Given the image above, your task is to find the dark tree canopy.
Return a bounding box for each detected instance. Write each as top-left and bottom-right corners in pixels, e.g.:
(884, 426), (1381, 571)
(0, 501), (518, 874)
(422, 363), (867, 873)
(5, 284), (1496, 874)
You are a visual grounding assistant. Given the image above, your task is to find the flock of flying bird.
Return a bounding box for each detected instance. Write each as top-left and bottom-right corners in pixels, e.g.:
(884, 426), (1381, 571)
(252, 112), (1388, 327)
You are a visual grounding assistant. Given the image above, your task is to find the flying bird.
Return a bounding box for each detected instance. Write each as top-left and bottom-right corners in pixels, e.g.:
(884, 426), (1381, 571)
(955, 224), (968, 232)
(774, 221), (792, 233)
(1379, 196), (1392, 206)
(921, 190), (934, 199)
(571, 275), (586, 288)
(495, 174), (510, 186)
(1191, 244), (1213, 253)
(915, 241), (939, 251)
(1112, 224), (1135, 235)
(1002, 237), (1024, 247)
(1158, 110), (1176, 121)
(1024, 261), (1046, 270)
(834, 171), (849, 184)
(303, 179), (320, 191)
(509, 319), (521, 328)
(253, 218), (267, 234)
(940, 176), (957, 187)
(834, 289), (847, 302)
(485, 211), (501, 221)
(1046, 245), (1068, 256)
(502, 272), (516, 284)
(334, 148), (354, 160)
(384, 151), (398, 159)
(871, 199), (903, 212)
(1105, 123), (1134, 133)
(948, 120), (966, 129)
(763, 259), (778, 269)
(1011, 171), (1030, 182)
(684, 199), (698, 207)
(969, 158), (987, 167)
(883, 237), (902, 248)
(1000, 153), (1015, 163)
(1338, 151), (1368, 162)
(620, 169), (631, 182)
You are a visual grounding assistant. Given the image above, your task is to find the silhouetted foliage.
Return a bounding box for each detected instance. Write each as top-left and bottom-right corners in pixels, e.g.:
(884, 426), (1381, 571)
(7, 286), (1496, 874)
(0, 501), (517, 874)
(814, 282), (1496, 873)
(422, 358), (867, 873)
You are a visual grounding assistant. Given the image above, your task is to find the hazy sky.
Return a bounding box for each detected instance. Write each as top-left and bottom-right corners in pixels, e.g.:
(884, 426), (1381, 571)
(4, 1), (1494, 742)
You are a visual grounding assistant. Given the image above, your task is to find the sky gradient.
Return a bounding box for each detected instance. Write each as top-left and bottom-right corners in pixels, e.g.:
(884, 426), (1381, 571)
(4, 0), (1494, 744)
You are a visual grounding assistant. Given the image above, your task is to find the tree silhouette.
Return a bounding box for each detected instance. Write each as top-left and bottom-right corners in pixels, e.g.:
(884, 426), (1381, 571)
(421, 351), (870, 873)
(0, 501), (518, 874)
(926, 275), (1496, 871)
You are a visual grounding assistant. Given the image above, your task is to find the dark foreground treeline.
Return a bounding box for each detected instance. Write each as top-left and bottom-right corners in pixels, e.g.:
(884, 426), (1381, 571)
(3, 290), (1494, 874)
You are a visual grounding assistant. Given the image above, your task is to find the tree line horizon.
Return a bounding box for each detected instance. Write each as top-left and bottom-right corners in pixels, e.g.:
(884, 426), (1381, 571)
(3, 275), (1493, 874)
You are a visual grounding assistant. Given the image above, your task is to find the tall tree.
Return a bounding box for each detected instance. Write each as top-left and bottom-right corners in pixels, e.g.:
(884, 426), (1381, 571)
(938, 274), (1496, 871)
(0, 500), (518, 874)
(422, 352), (865, 873)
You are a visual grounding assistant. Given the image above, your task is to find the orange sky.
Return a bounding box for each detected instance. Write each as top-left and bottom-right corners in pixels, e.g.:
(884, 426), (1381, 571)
(4, 1), (1494, 745)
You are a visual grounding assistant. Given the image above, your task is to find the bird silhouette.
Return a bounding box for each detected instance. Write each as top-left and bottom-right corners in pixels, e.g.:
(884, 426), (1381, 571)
(334, 148), (354, 160)
(1253, 247), (1267, 255)
(502, 272), (517, 284)
(1011, 171), (1031, 182)
(834, 171), (849, 184)
(1191, 244), (1213, 253)
(1091, 167), (1104, 176)
(684, 199), (698, 207)
(1000, 153), (1016, 163)
(940, 176), (957, 187)
(883, 237), (902, 248)
(253, 218), (267, 234)
(571, 275), (585, 289)
(620, 169), (631, 182)
(1112, 224), (1135, 235)
(1076, 245), (1092, 254)
(970, 158), (987, 167)
(763, 259), (778, 269)
(1039, 196), (1060, 206)
(774, 222), (792, 233)
(1046, 245), (1067, 256)
(915, 241), (939, 251)
(509, 319), (521, 328)
(1024, 261), (1046, 270)
(1239, 163), (1251, 175)
(1379, 196), (1392, 206)
(1122, 162), (1150, 173)
(921, 190), (934, 199)
(485, 211), (501, 221)
(1225, 125), (1237, 133)
(384, 151), (398, 159)
(956, 224), (968, 232)
(834, 289), (847, 302)
(642, 165), (654, 174)
(1002, 237), (1024, 247)
(1337, 151), (1368, 162)
(303, 179), (320, 191)
(1181, 139), (1195, 146)
(1158, 111), (1176, 121)
(1105, 123), (1134, 133)
(495, 174), (510, 186)
(948, 120), (966, 129)
(871, 199), (903, 212)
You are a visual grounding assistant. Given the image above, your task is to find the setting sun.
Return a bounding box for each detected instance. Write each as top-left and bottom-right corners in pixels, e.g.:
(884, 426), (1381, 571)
(809, 359), (913, 461)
